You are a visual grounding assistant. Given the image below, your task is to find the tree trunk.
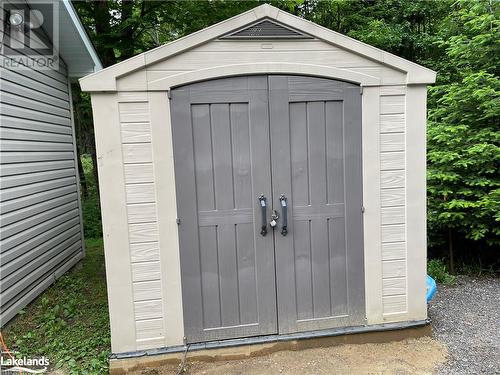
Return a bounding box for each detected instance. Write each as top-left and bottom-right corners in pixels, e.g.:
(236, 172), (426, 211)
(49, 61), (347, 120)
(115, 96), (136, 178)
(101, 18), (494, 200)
(89, 138), (100, 197)
(120, 0), (136, 60)
(70, 84), (88, 198)
(448, 228), (455, 274)
(95, 0), (116, 67)
(76, 146), (88, 198)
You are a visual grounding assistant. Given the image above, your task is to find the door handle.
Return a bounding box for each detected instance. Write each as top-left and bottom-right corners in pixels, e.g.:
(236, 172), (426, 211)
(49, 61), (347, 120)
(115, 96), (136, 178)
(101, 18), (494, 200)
(258, 194), (267, 236)
(279, 194), (288, 236)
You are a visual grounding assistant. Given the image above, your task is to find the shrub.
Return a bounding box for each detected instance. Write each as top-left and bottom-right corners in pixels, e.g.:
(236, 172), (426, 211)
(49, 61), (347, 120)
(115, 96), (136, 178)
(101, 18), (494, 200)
(428, 259), (456, 284)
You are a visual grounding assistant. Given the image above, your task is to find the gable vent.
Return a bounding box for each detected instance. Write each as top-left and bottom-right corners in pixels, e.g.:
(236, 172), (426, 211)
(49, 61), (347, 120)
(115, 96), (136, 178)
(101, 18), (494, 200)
(221, 19), (312, 39)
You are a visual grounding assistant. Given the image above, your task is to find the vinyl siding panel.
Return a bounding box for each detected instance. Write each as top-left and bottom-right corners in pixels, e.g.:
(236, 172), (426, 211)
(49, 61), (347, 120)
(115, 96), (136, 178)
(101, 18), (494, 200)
(1, 217), (81, 264)
(0, 252), (83, 327)
(0, 160), (75, 177)
(0, 69), (70, 101)
(0, 127), (73, 143)
(0, 34), (83, 326)
(0, 91), (71, 118)
(1, 227), (81, 278)
(0, 176), (77, 201)
(1, 185), (77, 214)
(1, 168), (76, 189)
(0, 116), (72, 135)
(0, 79), (70, 110)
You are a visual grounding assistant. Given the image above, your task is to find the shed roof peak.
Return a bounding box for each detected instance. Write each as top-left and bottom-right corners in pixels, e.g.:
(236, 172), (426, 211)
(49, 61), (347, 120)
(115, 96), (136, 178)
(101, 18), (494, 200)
(80, 3), (435, 91)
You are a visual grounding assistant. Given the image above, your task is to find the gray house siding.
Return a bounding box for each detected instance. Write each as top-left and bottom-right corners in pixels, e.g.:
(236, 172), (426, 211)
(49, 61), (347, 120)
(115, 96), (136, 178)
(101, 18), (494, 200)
(0, 22), (84, 325)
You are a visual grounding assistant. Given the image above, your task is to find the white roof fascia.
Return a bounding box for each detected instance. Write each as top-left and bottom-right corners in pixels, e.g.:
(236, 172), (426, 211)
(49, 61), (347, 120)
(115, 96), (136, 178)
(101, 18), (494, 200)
(61, 0), (102, 72)
(80, 4), (436, 92)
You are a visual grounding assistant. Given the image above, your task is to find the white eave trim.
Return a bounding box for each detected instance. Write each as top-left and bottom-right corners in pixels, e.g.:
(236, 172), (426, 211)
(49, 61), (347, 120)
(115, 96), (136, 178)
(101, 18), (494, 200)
(62, 0), (102, 72)
(80, 4), (436, 92)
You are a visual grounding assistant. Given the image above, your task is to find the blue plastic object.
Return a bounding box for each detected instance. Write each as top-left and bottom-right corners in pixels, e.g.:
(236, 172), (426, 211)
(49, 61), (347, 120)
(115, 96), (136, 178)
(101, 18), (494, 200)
(426, 275), (437, 303)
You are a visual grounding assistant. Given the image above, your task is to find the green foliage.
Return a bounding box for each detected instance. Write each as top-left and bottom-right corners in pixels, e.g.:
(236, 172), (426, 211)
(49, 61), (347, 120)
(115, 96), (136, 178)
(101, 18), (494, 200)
(2, 240), (110, 374)
(303, 0), (452, 64)
(427, 0), (500, 247)
(457, 259), (496, 276)
(428, 259), (456, 284)
(73, 0), (301, 66)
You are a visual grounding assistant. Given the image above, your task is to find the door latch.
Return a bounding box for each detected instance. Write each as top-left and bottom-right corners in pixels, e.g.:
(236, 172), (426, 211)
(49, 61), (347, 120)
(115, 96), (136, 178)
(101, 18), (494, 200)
(270, 210), (279, 228)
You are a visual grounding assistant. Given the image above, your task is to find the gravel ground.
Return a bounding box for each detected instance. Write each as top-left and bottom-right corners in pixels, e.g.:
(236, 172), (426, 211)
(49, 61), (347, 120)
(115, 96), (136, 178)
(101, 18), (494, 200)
(428, 276), (500, 375)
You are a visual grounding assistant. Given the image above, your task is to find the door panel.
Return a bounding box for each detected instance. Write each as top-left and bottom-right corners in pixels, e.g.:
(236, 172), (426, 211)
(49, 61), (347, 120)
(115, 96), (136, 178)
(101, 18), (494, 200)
(172, 75), (365, 343)
(269, 76), (365, 333)
(171, 76), (277, 343)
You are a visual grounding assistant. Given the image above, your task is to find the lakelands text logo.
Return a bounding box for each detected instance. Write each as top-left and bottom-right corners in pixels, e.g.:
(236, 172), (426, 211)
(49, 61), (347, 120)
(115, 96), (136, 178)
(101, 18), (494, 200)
(0, 352), (49, 374)
(0, 333), (49, 374)
(0, 1), (59, 70)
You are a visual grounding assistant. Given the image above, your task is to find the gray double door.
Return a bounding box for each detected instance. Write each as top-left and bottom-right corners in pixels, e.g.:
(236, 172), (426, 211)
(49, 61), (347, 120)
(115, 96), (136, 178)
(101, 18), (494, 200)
(171, 75), (365, 344)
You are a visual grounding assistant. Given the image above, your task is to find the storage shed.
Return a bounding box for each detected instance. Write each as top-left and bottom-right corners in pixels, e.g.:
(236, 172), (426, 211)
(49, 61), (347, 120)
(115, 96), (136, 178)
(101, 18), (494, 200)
(80, 4), (436, 357)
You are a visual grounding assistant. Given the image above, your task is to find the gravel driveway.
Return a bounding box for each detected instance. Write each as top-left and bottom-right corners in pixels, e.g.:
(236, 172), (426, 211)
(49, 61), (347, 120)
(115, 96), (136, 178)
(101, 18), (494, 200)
(429, 276), (500, 374)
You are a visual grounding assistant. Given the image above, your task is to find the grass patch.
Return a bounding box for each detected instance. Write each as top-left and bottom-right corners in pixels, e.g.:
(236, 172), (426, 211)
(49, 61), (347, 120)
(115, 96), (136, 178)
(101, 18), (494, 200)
(428, 258), (456, 284)
(82, 196), (102, 240)
(2, 239), (110, 374)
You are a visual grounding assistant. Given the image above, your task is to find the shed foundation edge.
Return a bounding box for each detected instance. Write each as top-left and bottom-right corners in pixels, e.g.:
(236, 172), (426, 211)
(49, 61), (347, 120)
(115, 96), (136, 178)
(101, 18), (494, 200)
(109, 319), (431, 374)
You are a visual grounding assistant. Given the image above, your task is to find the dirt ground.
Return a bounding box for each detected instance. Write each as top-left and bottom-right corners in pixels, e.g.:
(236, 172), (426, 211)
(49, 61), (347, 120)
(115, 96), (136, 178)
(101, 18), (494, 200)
(128, 276), (500, 375)
(132, 337), (447, 375)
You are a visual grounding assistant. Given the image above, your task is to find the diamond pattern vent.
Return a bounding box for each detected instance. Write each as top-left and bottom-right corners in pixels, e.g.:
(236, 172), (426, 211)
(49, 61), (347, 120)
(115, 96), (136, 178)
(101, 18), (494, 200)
(221, 19), (312, 39)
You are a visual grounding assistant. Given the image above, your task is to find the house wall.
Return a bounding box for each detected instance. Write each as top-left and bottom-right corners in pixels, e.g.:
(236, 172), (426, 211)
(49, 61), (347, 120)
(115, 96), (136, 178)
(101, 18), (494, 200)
(89, 37), (428, 354)
(0, 15), (84, 325)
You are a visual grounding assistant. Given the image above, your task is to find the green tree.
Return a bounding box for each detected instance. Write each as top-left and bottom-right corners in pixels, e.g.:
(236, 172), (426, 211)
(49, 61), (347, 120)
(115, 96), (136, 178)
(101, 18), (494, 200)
(427, 0), (499, 270)
(301, 0), (451, 65)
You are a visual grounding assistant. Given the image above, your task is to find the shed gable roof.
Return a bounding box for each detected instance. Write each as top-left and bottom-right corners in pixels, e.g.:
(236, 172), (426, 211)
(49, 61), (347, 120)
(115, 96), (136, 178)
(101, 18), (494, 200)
(80, 4), (436, 91)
